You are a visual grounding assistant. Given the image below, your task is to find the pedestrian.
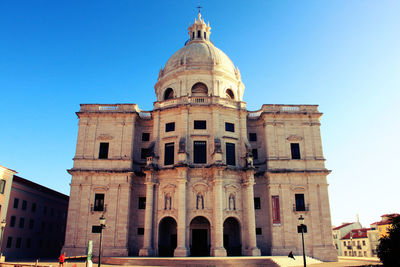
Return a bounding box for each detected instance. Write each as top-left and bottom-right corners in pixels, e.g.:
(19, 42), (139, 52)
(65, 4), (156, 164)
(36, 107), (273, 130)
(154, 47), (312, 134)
(59, 252), (66, 267)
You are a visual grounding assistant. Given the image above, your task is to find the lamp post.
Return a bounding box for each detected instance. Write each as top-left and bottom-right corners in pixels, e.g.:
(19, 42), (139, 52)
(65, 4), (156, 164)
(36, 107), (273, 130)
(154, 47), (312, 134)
(98, 215), (106, 267)
(0, 219), (6, 260)
(298, 215), (306, 267)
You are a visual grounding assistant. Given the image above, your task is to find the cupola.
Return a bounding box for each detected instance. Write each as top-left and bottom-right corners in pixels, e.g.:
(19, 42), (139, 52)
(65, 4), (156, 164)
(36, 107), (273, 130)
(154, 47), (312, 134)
(187, 12), (211, 43)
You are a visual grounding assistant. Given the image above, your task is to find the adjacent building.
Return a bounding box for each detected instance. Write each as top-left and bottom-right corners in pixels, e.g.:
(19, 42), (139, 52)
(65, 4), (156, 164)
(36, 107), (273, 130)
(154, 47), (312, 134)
(370, 213), (399, 238)
(1, 175), (69, 259)
(341, 228), (379, 257)
(0, 165), (17, 227)
(63, 12), (337, 261)
(332, 222), (362, 256)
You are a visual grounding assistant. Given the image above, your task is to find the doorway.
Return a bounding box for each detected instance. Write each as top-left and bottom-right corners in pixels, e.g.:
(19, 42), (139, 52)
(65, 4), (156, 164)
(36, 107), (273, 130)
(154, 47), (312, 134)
(190, 216), (210, 256)
(223, 217), (241, 256)
(158, 217), (177, 257)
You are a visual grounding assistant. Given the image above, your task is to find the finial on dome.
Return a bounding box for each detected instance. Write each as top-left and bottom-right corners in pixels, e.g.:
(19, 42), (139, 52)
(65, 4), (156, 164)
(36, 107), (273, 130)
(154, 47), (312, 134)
(186, 6), (211, 45)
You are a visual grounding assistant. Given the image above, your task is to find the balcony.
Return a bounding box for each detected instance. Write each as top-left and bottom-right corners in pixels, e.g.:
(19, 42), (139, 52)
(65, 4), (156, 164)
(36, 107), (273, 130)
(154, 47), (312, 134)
(293, 203), (310, 212)
(90, 204), (107, 213)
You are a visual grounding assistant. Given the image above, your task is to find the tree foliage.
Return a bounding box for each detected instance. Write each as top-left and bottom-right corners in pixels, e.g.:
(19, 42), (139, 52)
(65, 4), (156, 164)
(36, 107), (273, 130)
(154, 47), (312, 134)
(377, 215), (400, 266)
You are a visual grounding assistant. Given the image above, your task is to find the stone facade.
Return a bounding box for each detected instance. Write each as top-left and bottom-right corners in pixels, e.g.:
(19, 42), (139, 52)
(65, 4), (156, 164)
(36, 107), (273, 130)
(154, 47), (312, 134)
(63, 13), (337, 261)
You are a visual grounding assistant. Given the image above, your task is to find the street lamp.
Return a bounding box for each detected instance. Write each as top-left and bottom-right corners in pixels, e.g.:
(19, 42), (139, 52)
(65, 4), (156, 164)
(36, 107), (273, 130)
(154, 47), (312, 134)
(98, 215), (106, 267)
(298, 215), (307, 267)
(0, 219), (6, 260)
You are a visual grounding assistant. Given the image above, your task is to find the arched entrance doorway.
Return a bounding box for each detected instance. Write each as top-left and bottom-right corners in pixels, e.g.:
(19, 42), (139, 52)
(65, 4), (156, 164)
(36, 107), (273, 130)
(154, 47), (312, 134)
(158, 217), (177, 257)
(223, 217), (242, 256)
(190, 216), (210, 256)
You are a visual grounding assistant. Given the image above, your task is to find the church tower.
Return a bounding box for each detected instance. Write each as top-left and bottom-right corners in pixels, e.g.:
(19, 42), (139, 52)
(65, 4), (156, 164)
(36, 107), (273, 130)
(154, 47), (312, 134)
(63, 11), (337, 261)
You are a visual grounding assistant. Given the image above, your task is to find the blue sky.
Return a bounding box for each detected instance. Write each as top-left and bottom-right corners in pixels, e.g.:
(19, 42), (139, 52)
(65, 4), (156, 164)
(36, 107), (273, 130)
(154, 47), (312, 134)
(1, 0), (399, 227)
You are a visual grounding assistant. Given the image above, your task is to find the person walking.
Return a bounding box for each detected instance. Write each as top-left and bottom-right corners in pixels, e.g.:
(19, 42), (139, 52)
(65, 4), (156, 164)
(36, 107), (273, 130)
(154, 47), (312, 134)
(58, 252), (66, 267)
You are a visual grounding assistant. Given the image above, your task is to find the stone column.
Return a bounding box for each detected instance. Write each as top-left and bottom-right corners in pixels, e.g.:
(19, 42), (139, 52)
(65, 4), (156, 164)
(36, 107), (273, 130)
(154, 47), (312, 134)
(139, 172), (155, 256)
(242, 171), (261, 256)
(174, 170), (189, 256)
(211, 174), (227, 256)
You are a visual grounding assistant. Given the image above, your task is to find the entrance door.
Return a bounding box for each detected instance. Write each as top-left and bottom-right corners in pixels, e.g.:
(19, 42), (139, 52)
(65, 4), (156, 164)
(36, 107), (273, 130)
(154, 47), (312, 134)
(223, 217), (242, 256)
(190, 216), (210, 256)
(191, 229), (208, 256)
(158, 217), (177, 257)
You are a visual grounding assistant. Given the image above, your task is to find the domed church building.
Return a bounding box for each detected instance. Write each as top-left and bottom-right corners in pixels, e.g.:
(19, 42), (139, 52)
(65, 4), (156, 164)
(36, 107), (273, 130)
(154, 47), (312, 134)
(63, 12), (337, 261)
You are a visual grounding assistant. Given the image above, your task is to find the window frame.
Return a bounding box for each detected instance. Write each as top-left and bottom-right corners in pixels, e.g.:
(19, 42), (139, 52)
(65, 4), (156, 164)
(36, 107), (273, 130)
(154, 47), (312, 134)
(225, 122), (235, 132)
(193, 141), (207, 164)
(295, 193), (306, 211)
(194, 120), (207, 130)
(254, 197), (261, 209)
(99, 142), (109, 159)
(138, 197), (146, 209)
(142, 132), (150, 141)
(290, 143), (301, 159)
(226, 142), (236, 166)
(0, 179), (6, 194)
(249, 133), (257, 142)
(165, 122), (175, 132)
(94, 193), (105, 212)
(164, 142), (174, 165)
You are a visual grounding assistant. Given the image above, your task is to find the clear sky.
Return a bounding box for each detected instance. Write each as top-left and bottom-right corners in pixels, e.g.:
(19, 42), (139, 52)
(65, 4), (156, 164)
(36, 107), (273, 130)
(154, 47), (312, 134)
(1, 0), (399, 227)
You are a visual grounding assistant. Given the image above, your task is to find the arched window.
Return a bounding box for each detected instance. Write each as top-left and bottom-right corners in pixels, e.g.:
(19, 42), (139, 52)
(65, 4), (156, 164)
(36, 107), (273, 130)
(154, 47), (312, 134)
(226, 89), (235, 100)
(164, 88), (174, 100)
(191, 82), (208, 96)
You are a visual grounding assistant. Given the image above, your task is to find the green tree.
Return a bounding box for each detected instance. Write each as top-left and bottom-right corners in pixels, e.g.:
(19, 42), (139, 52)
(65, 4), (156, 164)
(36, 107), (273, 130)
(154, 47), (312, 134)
(377, 215), (400, 266)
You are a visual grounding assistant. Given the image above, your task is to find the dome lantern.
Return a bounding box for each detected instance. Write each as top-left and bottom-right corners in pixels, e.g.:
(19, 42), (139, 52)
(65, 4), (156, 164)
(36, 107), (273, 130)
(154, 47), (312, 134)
(187, 12), (211, 44)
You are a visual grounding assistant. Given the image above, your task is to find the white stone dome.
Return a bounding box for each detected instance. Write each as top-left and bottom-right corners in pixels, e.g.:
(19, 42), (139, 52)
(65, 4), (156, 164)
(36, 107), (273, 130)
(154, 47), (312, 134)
(163, 41), (237, 77)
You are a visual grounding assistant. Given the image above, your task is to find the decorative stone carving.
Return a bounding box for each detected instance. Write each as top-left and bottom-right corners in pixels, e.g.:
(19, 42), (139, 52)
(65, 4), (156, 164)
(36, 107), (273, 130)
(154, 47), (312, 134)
(229, 193), (236, 210)
(97, 134), (113, 141)
(214, 138), (222, 153)
(286, 135), (303, 141)
(196, 193), (204, 209)
(164, 193), (172, 210)
(178, 137), (186, 153)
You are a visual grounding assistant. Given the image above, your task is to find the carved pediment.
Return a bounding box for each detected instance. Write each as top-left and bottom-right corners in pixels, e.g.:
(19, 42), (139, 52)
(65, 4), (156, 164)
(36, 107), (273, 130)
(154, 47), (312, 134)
(97, 134), (113, 141)
(192, 182), (208, 193)
(287, 135), (303, 142)
(291, 185), (305, 192)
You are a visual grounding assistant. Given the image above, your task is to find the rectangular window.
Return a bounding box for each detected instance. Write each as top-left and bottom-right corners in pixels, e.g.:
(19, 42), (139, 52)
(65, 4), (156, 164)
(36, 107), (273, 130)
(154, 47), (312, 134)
(137, 228), (144, 235)
(226, 143), (236, 166)
(362, 240), (366, 246)
(249, 133), (257, 142)
(6, 237), (12, 248)
(295, 194), (305, 211)
(138, 197), (146, 209)
(194, 120), (207, 129)
(10, 216), (16, 227)
(16, 237), (21, 248)
(31, 202), (37, 212)
(225, 122), (234, 132)
(26, 238), (31, 248)
(0, 179), (6, 194)
(165, 122), (175, 132)
(252, 148), (258, 160)
(94, 194), (105, 211)
(22, 200), (27, 211)
(256, 228), (262, 235)
(272, 195), (280, 224)
(254, 197), (261, 209)
(343, 241), (346, 246)
(364, 251), (367, 256)
(164, 142), (174, 165)
(142, 132), (150, 141)
(141, 148), (150, 159)
(344, 251), (347, 256)
(19, 218), (25, 228)
(197, 30), (201, 38)
(291, 143), (301, 159)
(13, 198), (19, 209)
(193, 141), (207, 164)
(99, 142), (109, 159)
(29, 219), (34, 230)
(92, 225), (102, 233)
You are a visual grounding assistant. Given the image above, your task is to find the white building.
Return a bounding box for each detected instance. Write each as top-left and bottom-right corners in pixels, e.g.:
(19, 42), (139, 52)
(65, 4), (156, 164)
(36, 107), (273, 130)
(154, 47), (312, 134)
(63, 12), (337, 261)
